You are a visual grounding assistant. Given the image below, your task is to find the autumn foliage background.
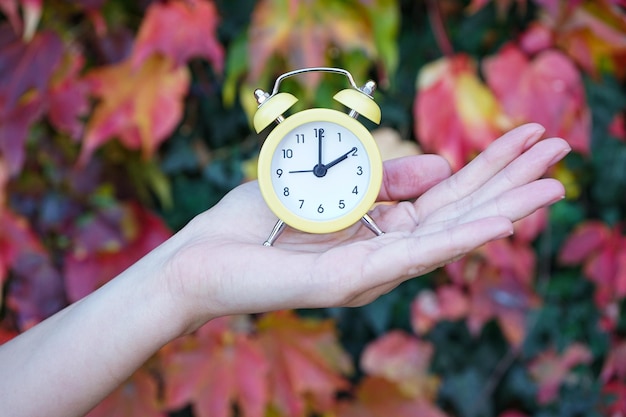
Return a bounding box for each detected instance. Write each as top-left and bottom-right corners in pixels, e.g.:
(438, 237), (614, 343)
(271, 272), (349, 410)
(1, 0), (626, 416)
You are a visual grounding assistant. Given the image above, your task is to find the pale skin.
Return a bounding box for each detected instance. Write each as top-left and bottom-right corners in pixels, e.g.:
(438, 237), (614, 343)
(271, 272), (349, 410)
(0, 123), (570, 417)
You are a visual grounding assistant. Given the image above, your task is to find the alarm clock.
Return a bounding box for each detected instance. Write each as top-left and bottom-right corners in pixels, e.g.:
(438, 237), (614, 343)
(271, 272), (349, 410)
(254, 67), (385, 246)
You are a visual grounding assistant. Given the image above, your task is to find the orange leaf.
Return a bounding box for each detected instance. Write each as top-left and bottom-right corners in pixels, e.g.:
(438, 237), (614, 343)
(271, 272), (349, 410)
(247, 0), (377, 88)
(80, 55), (189, 165)
(548, 1), (626, 79)
(414, 54), (510, 171)
(160, 316), (269, 417)
(483, 44), (591, 154)
(257, 310), (352, 416)
(132, 0), (224, 72)
(333, 376), (448, 417)
(528, 343), (592, 404)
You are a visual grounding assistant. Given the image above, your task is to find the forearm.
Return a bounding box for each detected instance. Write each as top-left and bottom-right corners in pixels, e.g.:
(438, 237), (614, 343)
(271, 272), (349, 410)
(0, 240), (190, 417)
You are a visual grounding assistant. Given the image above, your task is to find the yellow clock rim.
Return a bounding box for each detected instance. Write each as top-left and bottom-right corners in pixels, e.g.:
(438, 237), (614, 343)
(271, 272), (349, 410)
(257, 108), (383, 234)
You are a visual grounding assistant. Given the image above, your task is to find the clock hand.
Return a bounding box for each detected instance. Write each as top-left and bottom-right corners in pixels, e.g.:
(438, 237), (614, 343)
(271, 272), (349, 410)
(323, 147), (357, 170)
(317, 129), (323, 167)
(288, 145), (355, 177)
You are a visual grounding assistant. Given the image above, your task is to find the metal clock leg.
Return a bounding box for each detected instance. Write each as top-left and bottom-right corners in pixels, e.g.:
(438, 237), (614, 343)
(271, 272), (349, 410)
(360, 214), (385, 236)
(263, 219), (287, 246)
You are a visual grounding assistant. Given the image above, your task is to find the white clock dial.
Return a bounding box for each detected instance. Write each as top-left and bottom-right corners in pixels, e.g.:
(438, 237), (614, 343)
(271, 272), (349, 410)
(258, 107), (382, 234)
(269, 119), (371, 222)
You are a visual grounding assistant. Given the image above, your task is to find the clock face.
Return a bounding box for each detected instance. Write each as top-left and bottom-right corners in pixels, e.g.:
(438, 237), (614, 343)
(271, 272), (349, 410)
(258, 109), (382, 234)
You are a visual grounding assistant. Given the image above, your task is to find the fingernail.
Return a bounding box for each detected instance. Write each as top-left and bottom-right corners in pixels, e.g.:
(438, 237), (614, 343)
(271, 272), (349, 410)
(497, 227), (514, 240)
(522, 124), (546, 150)
(550, 146), (572, 165)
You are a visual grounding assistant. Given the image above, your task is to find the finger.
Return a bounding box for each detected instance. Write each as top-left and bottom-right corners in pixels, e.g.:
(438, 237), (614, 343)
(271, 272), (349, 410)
(378, 154), (451, 201)
(474, 137), (569, 201)
(425, 137), (570, 224)
(415, 123), (545, 218)
(447, 178), (565, 227)
(360, 216), (514, 288)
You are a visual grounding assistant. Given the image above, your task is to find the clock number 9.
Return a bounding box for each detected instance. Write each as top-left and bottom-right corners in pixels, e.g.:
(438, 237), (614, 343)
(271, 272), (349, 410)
(276, 168), (283, 178)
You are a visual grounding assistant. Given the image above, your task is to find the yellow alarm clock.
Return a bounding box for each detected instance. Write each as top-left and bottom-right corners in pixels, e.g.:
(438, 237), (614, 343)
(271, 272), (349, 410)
(254, 67), (385, 246)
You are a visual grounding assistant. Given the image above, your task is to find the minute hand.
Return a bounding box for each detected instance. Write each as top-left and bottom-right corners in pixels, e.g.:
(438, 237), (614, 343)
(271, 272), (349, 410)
(324, 147), (357, 170)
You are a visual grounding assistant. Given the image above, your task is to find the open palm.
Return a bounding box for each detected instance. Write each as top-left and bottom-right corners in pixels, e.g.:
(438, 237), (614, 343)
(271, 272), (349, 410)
(169, 123), (569, 329)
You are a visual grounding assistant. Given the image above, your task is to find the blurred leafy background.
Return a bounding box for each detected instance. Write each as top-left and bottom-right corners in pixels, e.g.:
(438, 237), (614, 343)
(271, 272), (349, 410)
(1, 0), (626, 416)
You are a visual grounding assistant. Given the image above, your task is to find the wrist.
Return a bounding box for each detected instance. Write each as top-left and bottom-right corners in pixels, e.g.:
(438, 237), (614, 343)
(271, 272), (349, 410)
(158, 215), (221, 335)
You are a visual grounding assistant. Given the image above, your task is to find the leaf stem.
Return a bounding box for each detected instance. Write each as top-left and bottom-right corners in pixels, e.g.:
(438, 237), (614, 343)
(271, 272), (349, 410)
(426, 0), (454, 57)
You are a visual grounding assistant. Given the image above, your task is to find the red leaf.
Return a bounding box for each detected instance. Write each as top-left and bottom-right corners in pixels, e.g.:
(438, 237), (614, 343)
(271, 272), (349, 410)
(601, 340), (626, 382)
(414, 54), (510, 171)
(0, 0), (21, 33)
(445, 239), (540, 347)
(513, 207), (548, 244)
(559, 222), (626, 330)
(410, 286), (469, 335)
(602, 380), (626, 416)
(609, 113), (626, 141)
(160, 315), (269, 417)
(361, 330), (439, 399)
(498, 411), (530, 417)
(80, 55), (190, 165)
(529, 343), (592, 404)
(47, 50), (90, 140)
(559, 221), (610, 265)
(483, 44), (591, 155)
(0, 208), (43, 285)
(0, 208), (65, 329)
(86, 367), (166, 417)
(131, 0), (224, 72)
(0, 30), (62, 115)
(518, 22), (554, 55)
(0, 324), (17, 344)
(0, 30), (61, 174)
(0, 94), (43, 175)
(63, 202), (171, 302)
(257, 310), (352, 417)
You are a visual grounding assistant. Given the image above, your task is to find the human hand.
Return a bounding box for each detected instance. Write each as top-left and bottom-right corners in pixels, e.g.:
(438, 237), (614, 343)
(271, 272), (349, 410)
(166, 123), (569, 332)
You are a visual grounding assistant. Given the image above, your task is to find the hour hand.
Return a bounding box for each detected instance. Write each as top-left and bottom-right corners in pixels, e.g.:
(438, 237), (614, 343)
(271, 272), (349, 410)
(324, 147), (357, 170)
